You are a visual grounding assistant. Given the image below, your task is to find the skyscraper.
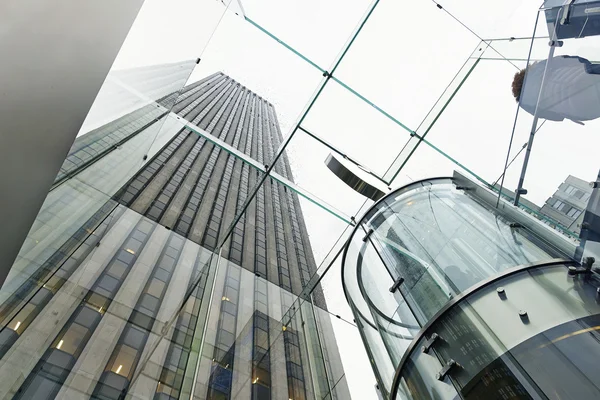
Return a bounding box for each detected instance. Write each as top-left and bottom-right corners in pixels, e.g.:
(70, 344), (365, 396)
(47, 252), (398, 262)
(0, 69), (348, 400)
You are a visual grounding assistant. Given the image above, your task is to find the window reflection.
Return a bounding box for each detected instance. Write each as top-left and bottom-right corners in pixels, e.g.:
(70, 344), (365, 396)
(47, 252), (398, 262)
(55, 323), (89, 355)
(109, 344), (138, 378)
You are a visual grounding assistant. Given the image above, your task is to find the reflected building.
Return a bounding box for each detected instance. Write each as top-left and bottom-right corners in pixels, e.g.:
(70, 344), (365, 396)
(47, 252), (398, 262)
(0, 68), (347, 400)
(342, 171), (600, 400)
(540, 175), (591, 235)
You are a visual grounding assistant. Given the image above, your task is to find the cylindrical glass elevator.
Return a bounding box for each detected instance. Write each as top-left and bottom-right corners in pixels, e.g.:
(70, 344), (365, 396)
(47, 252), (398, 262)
(343, 173), (600, 399)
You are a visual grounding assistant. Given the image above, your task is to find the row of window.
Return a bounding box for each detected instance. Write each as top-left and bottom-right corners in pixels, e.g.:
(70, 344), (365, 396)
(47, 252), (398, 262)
(270, 180), (293, 292)
(202, 156), (235, 250)
(118, 131), (188, 206)
(261, 102), (314, 289)
(259, 106), (297, 293)
(173, 144), (218, 237)
(286, 192), (312, 287)
(145, 135), (206, 222)
(283, 327), (307, 400)
(58, 105), (165, 182)
(0, 202), (122, 360)
(173, 74), (227, 117)
(208, 264), (242, 399)
(550, 198), (583, 219)
(250, 96), (271, 282)
(184, 79), (235, 131)
(199, 84), (248, 250)
(14, 218), (156, 400)
(126, 73), (230, 217)
(92, 233), (185, 399)
(173, 82), (247, 238)
(255, 184), (269, 278)
(155, 257), (211, 400)
(200, 82), (241, 134)
(226, 92), (253, 265)
(262, 103), (311, 400)
(251, 274), (271, 400)
(563, 184), (591, 201)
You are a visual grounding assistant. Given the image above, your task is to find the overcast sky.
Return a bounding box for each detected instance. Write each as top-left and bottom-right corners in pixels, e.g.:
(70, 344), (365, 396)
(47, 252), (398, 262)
(85, 0), (600, 398)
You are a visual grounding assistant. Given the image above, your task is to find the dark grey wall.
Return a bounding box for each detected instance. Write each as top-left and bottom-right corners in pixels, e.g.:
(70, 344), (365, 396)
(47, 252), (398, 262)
(0, 0), (144, 288)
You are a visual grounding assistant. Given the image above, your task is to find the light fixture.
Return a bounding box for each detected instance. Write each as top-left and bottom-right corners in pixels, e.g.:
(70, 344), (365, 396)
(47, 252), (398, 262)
(14, 321), (21, 331)
(57, 340), (64, 350)
(116, 365), (123, 374)
(282, 326), (287, 331)
(125, 248), (135, 254)
(253, 377), (259, 384)
(222, 296), (230, 301)
(225, 364), (229, 369)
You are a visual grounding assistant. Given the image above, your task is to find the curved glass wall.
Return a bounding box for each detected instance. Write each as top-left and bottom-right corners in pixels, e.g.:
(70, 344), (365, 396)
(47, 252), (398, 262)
(394, 262), (600, 400)
(342, 176), (577, 398)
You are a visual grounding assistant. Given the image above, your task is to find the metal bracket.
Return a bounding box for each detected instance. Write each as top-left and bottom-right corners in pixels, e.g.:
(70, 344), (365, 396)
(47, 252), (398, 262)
(436, 359), (458, 381)
(421, 333), (440, 354)
(389, 277), (404, 293)
(568, 265), (592, 276)
(560, 0), (576, 26)
(362, 228), (374, 242)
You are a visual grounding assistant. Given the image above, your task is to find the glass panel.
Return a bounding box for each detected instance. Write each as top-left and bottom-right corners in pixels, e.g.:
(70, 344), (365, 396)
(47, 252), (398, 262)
(505, 7), (600, 241)
(185, 7), (325, 145)
(333, 0), (480, 137)
(434, 1), (540, 39)
(402, 58), (529, 190)
(296, 79), (409, 180)
(367, 179), (558, 323)
(239, 0), (372, 68)
(382, 42), (484, 183)
(0, 0), (231, 325)
(403, 264), (600, 400)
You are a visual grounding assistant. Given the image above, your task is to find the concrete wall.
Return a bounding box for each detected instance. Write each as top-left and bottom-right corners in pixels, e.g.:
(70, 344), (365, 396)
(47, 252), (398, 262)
(0, 0), (144, 288)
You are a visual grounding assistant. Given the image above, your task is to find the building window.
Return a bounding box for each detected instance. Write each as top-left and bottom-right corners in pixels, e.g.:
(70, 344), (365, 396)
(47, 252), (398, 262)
(552, 200), (566, 211)
(567, 208), (582, 219)
(54, 323), (89, 355)
(108, 344), (138, 377)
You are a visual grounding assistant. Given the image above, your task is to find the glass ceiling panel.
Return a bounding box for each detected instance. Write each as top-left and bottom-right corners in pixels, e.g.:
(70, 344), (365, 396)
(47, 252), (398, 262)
(271, 126), (381, 217)
(238, 0), (373, 69)
(333, 0), (480, 134)
(185, 9), (326, 142)
(411, 57), (527, 188)
(297, 79), (411, 179)
(382, 42), (484, 184)
(435, 0), (541, 39)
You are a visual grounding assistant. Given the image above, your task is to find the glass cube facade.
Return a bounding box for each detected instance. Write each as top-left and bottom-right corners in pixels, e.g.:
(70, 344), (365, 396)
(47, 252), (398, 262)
(3, 0), (600, 399)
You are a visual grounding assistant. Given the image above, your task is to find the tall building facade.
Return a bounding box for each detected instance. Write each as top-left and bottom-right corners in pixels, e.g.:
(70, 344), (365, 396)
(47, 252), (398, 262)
(540, 175), (592, 235)
(0, 69), (348, 400)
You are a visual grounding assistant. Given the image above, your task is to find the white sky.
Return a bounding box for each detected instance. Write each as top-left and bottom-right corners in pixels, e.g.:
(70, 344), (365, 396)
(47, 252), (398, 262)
(94, 0), (600, 398)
